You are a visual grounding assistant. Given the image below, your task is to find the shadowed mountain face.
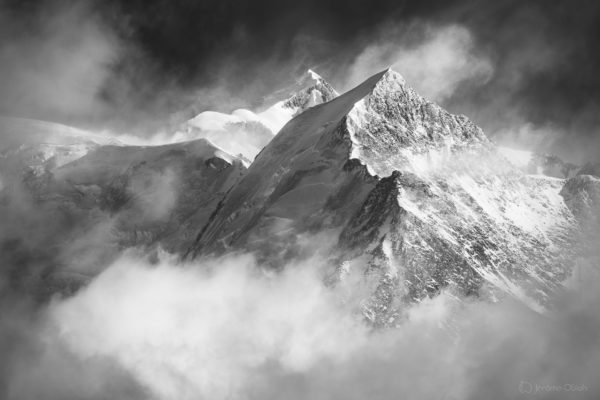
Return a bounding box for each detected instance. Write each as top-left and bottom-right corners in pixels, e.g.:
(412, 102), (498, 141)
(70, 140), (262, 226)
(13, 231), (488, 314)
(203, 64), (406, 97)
(189, 69), (579, 320)
(0, 131), (246, 299)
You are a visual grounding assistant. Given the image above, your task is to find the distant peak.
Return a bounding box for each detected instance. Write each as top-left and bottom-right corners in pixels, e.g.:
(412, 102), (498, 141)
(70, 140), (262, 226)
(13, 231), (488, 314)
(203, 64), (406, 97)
(281, 70), (339, 113)
(307, 69), (323, 82)
(380, 67), (406, 85)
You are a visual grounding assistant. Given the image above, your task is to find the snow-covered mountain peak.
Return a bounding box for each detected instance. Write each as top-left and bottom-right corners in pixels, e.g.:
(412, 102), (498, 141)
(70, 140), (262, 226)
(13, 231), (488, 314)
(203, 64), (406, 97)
(377, 67), (407, 86)
(282, 69), (339, 114)
(174, 70), (339, 161)
(189, 68), (578, 317)
(307, 69), (324, 82)
(344, 68), (488, 177)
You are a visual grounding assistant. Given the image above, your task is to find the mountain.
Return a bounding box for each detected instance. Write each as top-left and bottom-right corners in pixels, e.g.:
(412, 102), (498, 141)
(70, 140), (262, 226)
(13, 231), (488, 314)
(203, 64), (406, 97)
(1, 137), (245, 299)
(0, 70), (338, 299)
(188, 69), (577, 321)
(1, 69), (589, 318)
(170, 69), (338, 161)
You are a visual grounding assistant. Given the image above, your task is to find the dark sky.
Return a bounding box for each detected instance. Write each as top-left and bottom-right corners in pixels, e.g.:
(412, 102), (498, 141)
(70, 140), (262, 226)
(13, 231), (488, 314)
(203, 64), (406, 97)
(1, 0), (599, 161)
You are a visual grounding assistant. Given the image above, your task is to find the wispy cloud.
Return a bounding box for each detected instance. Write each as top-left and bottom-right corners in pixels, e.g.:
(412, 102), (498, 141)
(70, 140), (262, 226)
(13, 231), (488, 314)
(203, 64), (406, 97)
(344, 24), (493, 102)
(0, 2), (119, 124)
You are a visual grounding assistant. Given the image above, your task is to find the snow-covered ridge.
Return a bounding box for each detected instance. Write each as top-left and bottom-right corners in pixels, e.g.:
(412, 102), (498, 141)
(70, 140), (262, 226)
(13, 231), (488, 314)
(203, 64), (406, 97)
(0, 116), (121, 147)
(171, 69), (339, 161)
(344, 69), (488, 177)
(0, 116), (125, 175)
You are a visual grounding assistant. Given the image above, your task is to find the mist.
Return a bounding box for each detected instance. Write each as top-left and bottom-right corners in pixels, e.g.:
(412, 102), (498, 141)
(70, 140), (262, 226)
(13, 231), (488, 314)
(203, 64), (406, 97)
(0, 1), (119, 126)
(0, 245), (597, 400)
(343, 23), (493, 102)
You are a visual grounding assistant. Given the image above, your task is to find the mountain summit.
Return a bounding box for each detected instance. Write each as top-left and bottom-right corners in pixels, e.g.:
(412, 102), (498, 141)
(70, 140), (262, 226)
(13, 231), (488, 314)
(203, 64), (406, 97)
(189, 68), (576, 320)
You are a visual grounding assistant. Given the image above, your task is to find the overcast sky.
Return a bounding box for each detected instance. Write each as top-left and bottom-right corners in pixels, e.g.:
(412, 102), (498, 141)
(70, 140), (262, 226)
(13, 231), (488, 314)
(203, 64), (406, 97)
(1, 0), (599, 161)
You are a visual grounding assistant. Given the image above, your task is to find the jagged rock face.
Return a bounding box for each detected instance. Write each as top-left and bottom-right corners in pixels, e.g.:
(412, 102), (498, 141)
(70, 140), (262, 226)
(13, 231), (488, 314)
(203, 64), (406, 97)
(345, 71), (489, 177)
(340, 163), (575, 318)
(283, 70), (339, 116)
(1, 138), (245, 298)
(190, 69), (578, 317)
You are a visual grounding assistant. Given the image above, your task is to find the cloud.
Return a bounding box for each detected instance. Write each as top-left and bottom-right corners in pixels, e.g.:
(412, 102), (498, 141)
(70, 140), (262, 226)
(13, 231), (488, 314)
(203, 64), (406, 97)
(0, 2), (120, 124)
(128, 168), (179, 222)
(1, 248), (599, 400)
(492, 122), (564, 152)
(0, 5), (598, 398)
(345, 24), (494, 102)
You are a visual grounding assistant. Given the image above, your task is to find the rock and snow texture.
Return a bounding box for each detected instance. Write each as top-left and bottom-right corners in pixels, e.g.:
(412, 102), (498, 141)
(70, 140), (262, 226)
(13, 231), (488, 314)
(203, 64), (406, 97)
(172, 70), (339, 161)
(190, 69), (578, 319)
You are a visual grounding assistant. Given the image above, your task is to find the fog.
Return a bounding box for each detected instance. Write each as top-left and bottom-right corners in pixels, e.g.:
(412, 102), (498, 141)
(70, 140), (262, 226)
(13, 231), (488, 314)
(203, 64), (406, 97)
(0, 1), (119, 126)
(0, 246), (597, 400)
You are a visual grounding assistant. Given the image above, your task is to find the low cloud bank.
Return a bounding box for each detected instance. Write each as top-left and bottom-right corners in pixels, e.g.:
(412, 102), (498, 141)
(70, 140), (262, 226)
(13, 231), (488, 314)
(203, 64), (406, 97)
(1, 249), (599, 400)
